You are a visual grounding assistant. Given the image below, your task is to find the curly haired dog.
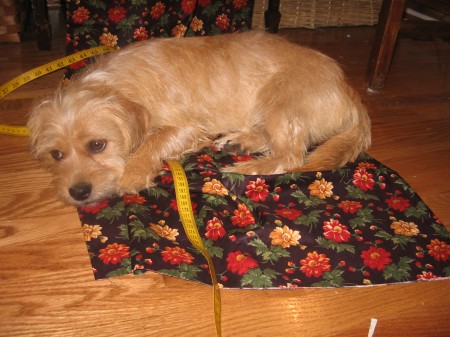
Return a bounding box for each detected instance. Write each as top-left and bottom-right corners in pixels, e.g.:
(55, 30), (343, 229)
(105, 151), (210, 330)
(28, 31), (371, 206)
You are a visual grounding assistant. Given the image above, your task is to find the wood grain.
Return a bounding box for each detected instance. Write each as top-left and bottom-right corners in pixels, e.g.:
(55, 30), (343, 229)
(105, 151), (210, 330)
(0, 25), (449, 336)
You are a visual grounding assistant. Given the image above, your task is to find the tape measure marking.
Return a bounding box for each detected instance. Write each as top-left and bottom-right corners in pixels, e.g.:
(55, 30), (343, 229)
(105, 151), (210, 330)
(166, 160), (222, 337)
(0, 45), (116, 136)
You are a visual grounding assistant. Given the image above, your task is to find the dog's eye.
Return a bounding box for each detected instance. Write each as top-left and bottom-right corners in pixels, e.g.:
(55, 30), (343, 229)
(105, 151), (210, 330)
(50, 150), (63, 161)
(88, 140), (107, 153)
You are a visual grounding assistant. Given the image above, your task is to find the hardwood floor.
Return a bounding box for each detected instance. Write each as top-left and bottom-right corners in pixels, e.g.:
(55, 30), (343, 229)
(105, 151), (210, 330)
(0, 24), (449, 336)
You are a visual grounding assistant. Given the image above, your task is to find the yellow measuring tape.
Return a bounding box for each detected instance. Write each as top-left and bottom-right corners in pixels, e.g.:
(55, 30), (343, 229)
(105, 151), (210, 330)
(0, 45), (116, 136)
(166, 160), (222, 337)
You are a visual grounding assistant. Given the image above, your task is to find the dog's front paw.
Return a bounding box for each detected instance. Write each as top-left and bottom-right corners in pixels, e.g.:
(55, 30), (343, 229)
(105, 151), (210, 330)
(118, 166), (157, 195)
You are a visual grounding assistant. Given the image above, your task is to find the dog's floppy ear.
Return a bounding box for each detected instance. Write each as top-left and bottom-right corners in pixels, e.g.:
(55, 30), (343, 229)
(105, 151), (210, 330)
(27, 98), (52, 159)
(114, 94), (150, 154)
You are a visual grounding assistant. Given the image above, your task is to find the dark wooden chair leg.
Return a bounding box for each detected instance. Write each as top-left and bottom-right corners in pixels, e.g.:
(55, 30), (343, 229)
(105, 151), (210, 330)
(32, 0), (52, 50)
(365, 0), (407, 92)
(265, 0), (281, 33)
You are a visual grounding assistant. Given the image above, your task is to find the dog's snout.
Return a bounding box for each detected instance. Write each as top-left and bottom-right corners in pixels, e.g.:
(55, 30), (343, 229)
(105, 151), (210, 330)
(69, 182), (92, 201)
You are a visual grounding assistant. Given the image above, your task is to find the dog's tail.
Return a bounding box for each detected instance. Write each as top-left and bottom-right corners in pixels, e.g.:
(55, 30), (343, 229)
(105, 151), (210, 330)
(293, 98), (371, 172)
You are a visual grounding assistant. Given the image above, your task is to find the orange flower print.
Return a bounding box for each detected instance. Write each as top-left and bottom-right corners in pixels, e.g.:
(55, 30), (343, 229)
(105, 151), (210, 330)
(323, 219), (351, 243)
(150, 2), (166, 20)
(245, 178), (270, 202)
(202, 179), (229, 196)
(308, 178), (333, 199)
(226, 251), (258, 275)
(390, 220), (419, 236)
(72, 6), (90, 24)
(98, 243), (130, 265)
(300, 251), (331, 278)
(108, 6), (126, 23)
(353, 168), (374, 191)
(426, 239), (450, 261)
(161, 246), (194, 265)
(190, 17), (204, 32)
(205, 217), (226, 241)
(231, 203), (255, 227)
(150, 221), (179, 241)
(99, 32), (118, 47)
(82, 224), (102, 241)
(269, 225), (301, 248)
(385, 196), (411, 212)
(123, 194), (146, 205)
(338, 200), (362, 214)
(172, 23), (187, 37)
(361, 246), (392, 270)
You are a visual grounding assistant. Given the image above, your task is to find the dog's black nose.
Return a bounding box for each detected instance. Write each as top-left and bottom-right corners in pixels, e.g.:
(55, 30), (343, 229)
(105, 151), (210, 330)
(69, 182), (92, 201)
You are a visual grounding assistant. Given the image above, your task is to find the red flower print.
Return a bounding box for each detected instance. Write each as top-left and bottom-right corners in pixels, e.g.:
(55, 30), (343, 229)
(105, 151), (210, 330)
(197, 154), (213, 163)
(417, 271), (438, 280)
(353, 168), (375, 191)
(216, 14), (230, 31)
(233, 0), (247, 9)
(275, 208), (302, 221)
(361, 246), (392, 270)
(161, 246), (194, 265)
(426, 239), (450, 261)
(181, 0), (196, 14)
(72, 6), (90, 24)
(198, 0), (211, 7)
(245, 178), (270, 202)
(205, 217), (226, 241)
(300, 251), (331, 278)
(98, 243), (130, 265)
(123, 194), (146, 205)
(232, 154), (253, 162)
(108, 6), (126, 23)
(226, 251), (258, 275)
(231, 203), (255, 227)
(69, 59), (87, 70)
(133, 27), (148, 41)
(150, 2), (166, 19)
(323, 219), (351, 243)
(338, 200), (363, 214)
(357, 162), (377, 170)
(385, 196), (411, 212)
(80, 199), (109, 214)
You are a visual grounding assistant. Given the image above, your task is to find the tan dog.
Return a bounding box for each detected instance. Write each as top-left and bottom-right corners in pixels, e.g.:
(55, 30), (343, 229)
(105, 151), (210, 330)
(28, 30), (371, 206)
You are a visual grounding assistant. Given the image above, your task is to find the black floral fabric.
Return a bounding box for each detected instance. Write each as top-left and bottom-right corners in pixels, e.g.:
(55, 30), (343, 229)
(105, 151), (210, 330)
(77, 149), (450, 288)
(64, 0), (254, 77)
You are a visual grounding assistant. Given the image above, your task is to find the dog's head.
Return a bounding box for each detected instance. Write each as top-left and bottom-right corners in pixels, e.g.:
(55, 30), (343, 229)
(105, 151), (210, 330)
(28, 82), (147, 206)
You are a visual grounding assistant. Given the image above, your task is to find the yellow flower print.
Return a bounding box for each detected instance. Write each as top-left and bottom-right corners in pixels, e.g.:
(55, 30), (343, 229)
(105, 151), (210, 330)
(391, 220), (420, 236)
(171, 23), (187, 38)
(82, 224), (102, 241)
(269, 225), (301, 248)
(202, 179), (229, 196)
(150, 221), (179, 241)
(308, 178), (334, 199)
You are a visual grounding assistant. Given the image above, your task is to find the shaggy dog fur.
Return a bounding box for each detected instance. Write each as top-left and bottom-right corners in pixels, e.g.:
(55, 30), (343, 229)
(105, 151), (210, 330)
(28, 31), (371, 206)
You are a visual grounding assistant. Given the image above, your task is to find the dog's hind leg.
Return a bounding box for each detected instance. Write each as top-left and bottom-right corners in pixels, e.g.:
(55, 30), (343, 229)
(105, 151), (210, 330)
(223, 74), (310, 175)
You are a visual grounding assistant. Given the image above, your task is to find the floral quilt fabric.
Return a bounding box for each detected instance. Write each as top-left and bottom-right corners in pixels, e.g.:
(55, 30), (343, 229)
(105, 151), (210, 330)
(77, 149), (450, 288)
(64, 0), (254, 77)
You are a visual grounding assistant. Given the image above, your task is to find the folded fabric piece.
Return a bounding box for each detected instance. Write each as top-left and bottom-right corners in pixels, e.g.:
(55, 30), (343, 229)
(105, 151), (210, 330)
(77, 149), (450, 288)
